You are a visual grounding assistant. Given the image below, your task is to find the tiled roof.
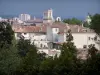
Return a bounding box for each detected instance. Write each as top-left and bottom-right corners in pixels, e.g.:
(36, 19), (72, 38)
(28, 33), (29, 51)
(46, 22), (67, 33)
(12, 22), (94, 34)
(68, 25), (94, 33)
(58, 24), (94, 34)
(13, 25), (47, 33)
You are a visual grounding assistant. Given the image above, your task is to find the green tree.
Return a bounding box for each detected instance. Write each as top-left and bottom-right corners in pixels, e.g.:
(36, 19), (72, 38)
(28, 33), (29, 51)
(83, 21), (90, 28)
(52, 29), (77, 75)
(0, 22), (21, 75)
(16, 39), (47, 75)
(63, 18), (82, 25)
(0, 42), (21, 75)
(0, 22), (14, 49)
(90, 14), (100, 35)
(17, 38), (32, 56)
(88, 44), (98, 58)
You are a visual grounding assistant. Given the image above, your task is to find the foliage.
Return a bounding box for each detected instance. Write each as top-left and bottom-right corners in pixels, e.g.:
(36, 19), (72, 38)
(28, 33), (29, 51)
(66, 29), (73, 41)
(87, 44), (98, 58)
(63, 18), (82, 25)
(16, 38), (47, 75)
(0, 22), (21, 75)
(0, 22), (14, 48)
(52, 29), (77, 75)
(90, 14), (100, 35)
(83, 21), (90, 28)
(0, 43), (21, 75)
(17, 45), (38, 75)
(17, 38), (32, 56)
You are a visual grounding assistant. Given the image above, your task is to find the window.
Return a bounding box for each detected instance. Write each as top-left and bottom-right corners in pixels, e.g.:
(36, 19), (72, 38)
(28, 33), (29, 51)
(17, 33), (21, 37)
(24, 33), (27, 35)
(55, 28), (58, 32)
(91, 38), (94, 40)
(40, 44), (42, 48)
(83, 45), (87, 48)
(94, 36), (97, 41)
(88, 37), (90, 40)
(44, 45), (46, 48)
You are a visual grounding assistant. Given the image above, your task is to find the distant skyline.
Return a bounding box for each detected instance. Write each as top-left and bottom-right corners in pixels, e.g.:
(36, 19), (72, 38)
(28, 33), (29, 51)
(0, 0), (100, 20)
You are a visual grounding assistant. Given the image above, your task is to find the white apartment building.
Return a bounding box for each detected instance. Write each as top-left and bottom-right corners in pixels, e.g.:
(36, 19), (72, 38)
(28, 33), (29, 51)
(19, 14), (31, 21)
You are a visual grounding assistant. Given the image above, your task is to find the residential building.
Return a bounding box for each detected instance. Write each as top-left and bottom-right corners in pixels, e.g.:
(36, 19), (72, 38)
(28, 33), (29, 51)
(57, 25), (100, 50)
(13, 25), (48, 49)
(19, 14), (31, 21)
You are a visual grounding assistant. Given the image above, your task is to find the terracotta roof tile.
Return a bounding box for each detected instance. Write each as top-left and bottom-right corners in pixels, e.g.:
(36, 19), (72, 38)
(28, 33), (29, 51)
(13, 25), (46, 33)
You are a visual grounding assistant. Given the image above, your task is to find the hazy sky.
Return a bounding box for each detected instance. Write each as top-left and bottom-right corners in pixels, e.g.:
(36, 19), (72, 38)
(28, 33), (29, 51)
(0, 0), (100, 19)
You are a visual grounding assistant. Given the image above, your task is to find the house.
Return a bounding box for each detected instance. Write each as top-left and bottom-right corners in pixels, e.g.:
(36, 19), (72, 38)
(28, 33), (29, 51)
(13, 25), (49, 49)
(57, 25), (100, 50)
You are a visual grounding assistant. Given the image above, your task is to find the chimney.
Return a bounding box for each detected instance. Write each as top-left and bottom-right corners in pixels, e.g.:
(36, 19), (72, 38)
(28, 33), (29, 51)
(82, 22), (84, 27)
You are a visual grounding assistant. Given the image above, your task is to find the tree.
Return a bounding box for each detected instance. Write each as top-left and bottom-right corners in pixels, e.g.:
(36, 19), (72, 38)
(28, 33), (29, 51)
(90, 14), (100, 35)
(83, 21), (90, 28)
(0, 22), (21, 75)
(63, 18), (82, 25)
(88, 44), (98, 58)
(66, 29), (73, 41)
(17, 38), (32, 56)
(0, 42), (21, 75)
(16, 39), (47, 75)
(52, 29), (77, 75)
(82, 48), (100, 75)
(0, 22), (14, 49)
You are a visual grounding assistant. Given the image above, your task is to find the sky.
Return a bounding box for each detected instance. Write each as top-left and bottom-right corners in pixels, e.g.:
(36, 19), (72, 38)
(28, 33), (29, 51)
(0, 0), (100, 19)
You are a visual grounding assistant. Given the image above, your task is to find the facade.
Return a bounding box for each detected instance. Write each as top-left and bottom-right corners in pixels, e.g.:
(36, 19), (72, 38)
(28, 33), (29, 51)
(57, 25), (100, 50)
(19, 14), (31, 21)
(13, 25), (48, 48)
